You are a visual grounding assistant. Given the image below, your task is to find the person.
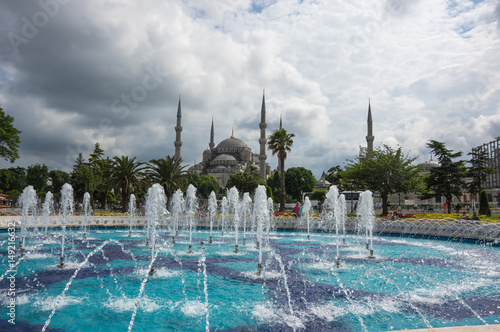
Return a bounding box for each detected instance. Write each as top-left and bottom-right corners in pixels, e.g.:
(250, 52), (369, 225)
(387, 211), (394, 220)
(455, 203), (461, 213)
(471, 212), (480, 221)
(458, 211), (470, 220)
(293, 202), (300, 218)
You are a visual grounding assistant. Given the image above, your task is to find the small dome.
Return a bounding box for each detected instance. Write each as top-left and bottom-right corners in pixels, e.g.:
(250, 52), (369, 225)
(213, 154), (237, 161)
(421, 160), (440, 169)
(216, 137), (248, 149)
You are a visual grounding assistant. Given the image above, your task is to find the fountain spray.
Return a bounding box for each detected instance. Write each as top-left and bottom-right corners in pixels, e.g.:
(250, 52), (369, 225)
(185, 184), (198, 253)
(145, 184), (167, 275)
(59, 183), (74, 268)
(358, 190), (375, 258)
(128, 194), (136, 237)
(42, 191), (54, 240)
(208, 191), (217, 243)
(82, 192), (91, 239)
(303, 197), (311, 240)
(253, 185), (268, 275)
(19, 186), (37, 256)
(228, 187), (240, 253)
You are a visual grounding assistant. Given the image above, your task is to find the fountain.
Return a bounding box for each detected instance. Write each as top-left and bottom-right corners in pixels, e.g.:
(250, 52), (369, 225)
(1, 184), (499, 331)
(220, 196), (228, 237)
(241, 192), (252, 246)
(227, 187), (240, 253)
(41, 191), (54, 240)
(19, 185), (37, 255)
(171, 189), (184, 238)
(58, 183), (73, 268)
(185, 184), (197, 253)
(303, 196), (312, 239)
(208, 191), (217, 243)
(82, 192), (91, 239)
(128, 194), (136, 237)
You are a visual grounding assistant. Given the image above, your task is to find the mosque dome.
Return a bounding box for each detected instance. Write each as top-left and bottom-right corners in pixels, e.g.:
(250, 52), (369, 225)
(421, 160), (440, 169)
(213, 154), (237, 162)
(216, 137), (248, 149)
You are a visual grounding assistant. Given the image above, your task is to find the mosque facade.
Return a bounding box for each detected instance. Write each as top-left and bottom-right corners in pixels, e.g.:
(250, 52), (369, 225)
(174, 93), (272, 187)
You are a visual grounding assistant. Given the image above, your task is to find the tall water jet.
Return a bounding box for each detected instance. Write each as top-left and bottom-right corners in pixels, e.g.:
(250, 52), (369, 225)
(228, 187), (240, 253)
(324, 185), (341, 266)
(185, 184), (198, 253)
(220, 197), (228, 237)
(127, 194), (137, 237)
(171, 189), (184, 238)
(267, 197), (274, 234)
(303, 196), (312, 239)
(358, 190), (375, 258)
(339, 194), (347, 244)
(208, 191), (217, 243)
(19, 186), (37, 255)
(42, 191), (54, 240)
(253, 185), (268, 275)
(82, 192), (92, 239)
(145, 184), (167, 275)
(241, 193), (252, 246)
(59, 183), (74, 268)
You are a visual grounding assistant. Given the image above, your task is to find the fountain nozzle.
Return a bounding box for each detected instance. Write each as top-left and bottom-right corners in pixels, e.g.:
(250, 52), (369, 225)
(209, 236), (212, 244)
(188, 244), (193, 253)
(58, 256), (65, 268)
(307, 234), (310, 240)
(257, 263), (263, 276)
(234, 244), (239, 253)
(366, 242), (369, 250)
(128, 231), (132, 237)
(336, 258), (341, 268)
(172, 236), (175, 244)
(149, 262), (155, 275)
(145, 238), (150, 246)
(369, 249), (375, 258)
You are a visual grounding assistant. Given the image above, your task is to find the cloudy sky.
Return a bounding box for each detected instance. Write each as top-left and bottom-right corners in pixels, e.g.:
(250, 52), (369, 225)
(1, 0), (499, 180)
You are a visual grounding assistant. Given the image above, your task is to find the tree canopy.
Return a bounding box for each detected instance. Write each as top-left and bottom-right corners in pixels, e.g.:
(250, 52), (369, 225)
(226, 171), (263, 195)
(268, 128), (295, 211)
(284, 167), (316, 201)
(0, 107), (22, 163)
(343, 145), (420, 214)
(467, 146), (494, 196)
(425, 140), (467, 213)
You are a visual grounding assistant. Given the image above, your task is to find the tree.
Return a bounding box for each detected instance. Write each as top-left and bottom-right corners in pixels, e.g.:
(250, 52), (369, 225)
(479, 190), (491, 216)
(425, 140), (467, 213)
(343, 145), (420, 214)
(467, 147), (494, 197)
(198, 175), (221, 199)
(326, 165), (346, 191)
(268, 128), (295, 212)
(148, 156), (188, 201)
(311, 190), (327, 204)
(226, 172), (261, 195)
(0, 107), (22, 163)
(49, 170), (70, 194)
(0, 167), (26, 193)
(26, 164), (49, 192)
(110, 156), (148, 212)
(285, 167), (316, 201)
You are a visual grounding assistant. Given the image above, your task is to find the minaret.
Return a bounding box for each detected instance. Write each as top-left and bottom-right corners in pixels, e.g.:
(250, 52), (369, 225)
(174, 95), (182, 160)
(279, 112), (283, 130)
(209, 117), (215, 150)
(366, 99), (374, 153)
(259, 90), (268, 181)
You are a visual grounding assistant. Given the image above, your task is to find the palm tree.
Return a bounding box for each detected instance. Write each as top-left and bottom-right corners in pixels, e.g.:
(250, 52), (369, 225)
(148, 156), (188, 201)
(110, 156), (148, 212)
(268, 128), (295, 212)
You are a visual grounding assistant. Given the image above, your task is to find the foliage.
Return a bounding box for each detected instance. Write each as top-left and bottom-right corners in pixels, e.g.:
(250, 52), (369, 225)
(110, 155), (148, 212)
(226, 172), (263, 195)
(343, 145), (420, 214)
(0, 107), (22, 163)
(268, 128), (295, 211)
(0, 167), (27, 193)
(424, 140), (467, 213)
(186, 173), (201, 188)
(148, 156), (188, 200)
(326, 165), (346, 191)
(198, 175), (220, 199)
(479, 190), (491, 216)
(49, 170), (70, 194)
(311, 190), (327, 203)
(284, 167), (316, 201)
(467, 147), (494, 196)
(26, 163), (49, 192)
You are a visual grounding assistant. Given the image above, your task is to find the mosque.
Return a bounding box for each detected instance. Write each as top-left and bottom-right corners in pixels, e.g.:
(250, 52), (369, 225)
(173, 93), (272, 187)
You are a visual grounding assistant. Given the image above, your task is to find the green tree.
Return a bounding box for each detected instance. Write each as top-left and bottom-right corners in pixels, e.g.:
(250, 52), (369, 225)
(266, 172), (281, 201)
(311, 190), (327, 204)
(284, 167), (316, 201)
(478, 190), (491, 216)
(110, 156), (148, 212)
(226, 172), (261, 195)
(268, 128), (295, 212)
(198, 175), (221, 199)
(467, 146), (494, 197)
(26, 164), (49, 192)
(0, 107), (22, 163)
(343, 145), (420, 214)
(326, 165), (346, 191)
(425, 140), (467, 213)
(0, 167), (26, 192)
(49, 170), (70, 194)
(148, 156), (188, 201)
(70, 153), (89, 202)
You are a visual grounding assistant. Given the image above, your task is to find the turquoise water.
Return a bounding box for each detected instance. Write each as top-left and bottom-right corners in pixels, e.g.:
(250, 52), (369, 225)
(1, 227), (499, 331)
